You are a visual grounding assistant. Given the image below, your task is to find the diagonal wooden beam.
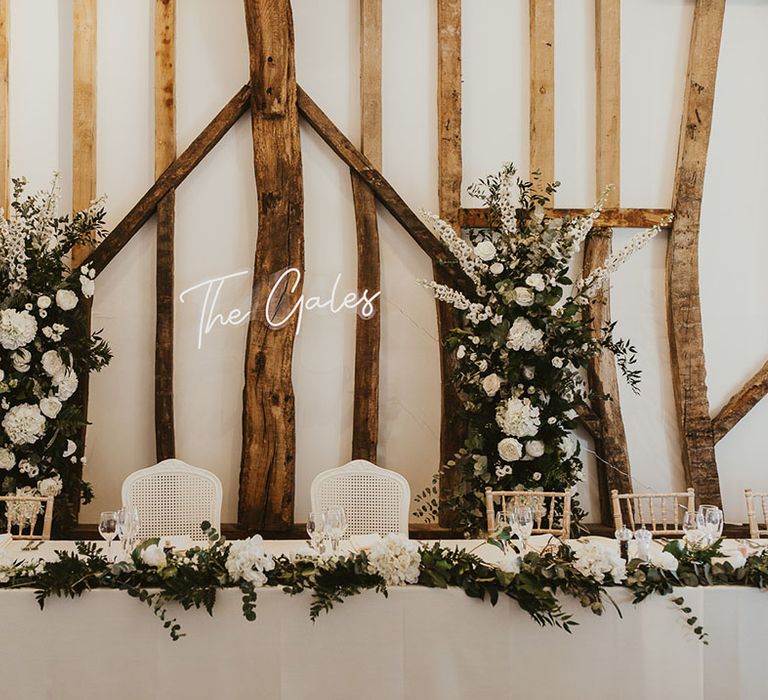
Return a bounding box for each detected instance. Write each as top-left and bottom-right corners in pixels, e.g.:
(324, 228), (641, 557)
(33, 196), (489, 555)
(667, 0), (726, 507)
(584, 0), (632, 524)
(239, 0), (304, 531)
(435, 0), (464, 527)
(713, 358), (768, 443)
(154, 0), (177, 462)
(460, 207), (673, 229)
(80, 85), (250, 278)
(350, 0), (382, 464)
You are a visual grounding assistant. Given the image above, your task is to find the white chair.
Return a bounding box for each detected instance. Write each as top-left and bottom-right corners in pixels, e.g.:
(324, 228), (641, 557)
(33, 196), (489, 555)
(310, 460), (410, 537)
(121, 459), (223, 542)
(485, 488), (572, 538)
(745, 489), (768, 539)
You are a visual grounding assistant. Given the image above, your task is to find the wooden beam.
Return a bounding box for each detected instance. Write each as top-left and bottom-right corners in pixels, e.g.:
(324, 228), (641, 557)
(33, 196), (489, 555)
(71, 0), (97, 265)
(460, 207), (673, 229)
(239, 0), (304, 531)
(0, 0), (8, 214)
(584, 0), (631, 524)
(350, 0), (382, 464)
(297, 86), (470, 292)
(667, 0), (725, 507)
(574, 401), (601, 441)
(713, 358), (768, 443)
(529, 0), (554, 184)
(80, 85), (250, 278)
(435, 0), (464, 527)
(154, 0), (176, 462)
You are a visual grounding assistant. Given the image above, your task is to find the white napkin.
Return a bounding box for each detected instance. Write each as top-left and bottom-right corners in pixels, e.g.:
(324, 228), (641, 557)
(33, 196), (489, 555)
(0, 533), (12, 549)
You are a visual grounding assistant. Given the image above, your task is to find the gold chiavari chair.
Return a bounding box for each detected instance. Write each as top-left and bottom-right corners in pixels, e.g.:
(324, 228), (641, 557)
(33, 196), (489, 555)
(744, 489), (768, 539)
(1, 495), (54, 541)
(610, 488), (695, 536)
(485, 488), (572, 539)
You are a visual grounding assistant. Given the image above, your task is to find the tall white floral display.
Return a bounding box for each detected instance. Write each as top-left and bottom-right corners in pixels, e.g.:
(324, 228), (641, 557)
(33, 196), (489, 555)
(422, 165), (670, 533)
(0, 177), (112, 529)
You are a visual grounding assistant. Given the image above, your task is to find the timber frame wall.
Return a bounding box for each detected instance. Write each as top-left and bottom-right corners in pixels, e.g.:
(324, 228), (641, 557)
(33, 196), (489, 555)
(0, 0), (762, 530)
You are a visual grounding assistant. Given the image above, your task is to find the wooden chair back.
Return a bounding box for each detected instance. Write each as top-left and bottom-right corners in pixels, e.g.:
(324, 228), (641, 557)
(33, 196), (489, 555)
(485, 488), (572, 538)
(1, 495), (54, 540)
(745, 489), (768, 539)
(610, 488), (695, 536)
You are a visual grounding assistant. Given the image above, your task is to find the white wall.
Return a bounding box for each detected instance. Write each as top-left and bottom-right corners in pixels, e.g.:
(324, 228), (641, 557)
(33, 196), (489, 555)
(5, 0), (766, 524)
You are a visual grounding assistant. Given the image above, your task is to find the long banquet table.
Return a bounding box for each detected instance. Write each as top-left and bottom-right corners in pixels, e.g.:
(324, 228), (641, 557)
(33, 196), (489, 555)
(1, 538), (765, 700)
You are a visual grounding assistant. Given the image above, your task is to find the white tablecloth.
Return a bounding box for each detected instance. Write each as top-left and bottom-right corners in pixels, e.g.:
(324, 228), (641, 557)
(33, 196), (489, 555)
(0, 539), (765, 700)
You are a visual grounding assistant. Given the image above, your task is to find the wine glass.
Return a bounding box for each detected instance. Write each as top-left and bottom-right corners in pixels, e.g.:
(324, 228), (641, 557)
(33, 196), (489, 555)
(682, 511), (706, 549)
(326, 506), (347, 552)
(494, 511), (509, 534)
(307, 511), (327, 552)
(698, 505), (724, 544)
(513, 506), (533, 552)
(117, 507), (140, 551)
(99, 511), (118, 551)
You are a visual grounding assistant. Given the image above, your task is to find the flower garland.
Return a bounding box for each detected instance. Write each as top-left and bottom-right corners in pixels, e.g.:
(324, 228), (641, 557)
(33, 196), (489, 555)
(416, 164), (672, 532)
(0, 524), (762, 643)
(0, 176), (112, 526)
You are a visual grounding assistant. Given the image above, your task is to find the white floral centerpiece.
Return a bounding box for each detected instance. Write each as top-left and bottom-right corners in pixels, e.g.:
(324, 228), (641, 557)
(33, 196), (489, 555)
(0, 176), (112, 528)
(420, 164), (671, 533)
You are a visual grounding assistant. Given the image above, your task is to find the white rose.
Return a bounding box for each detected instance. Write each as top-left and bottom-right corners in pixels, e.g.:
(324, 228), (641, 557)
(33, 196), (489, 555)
(0, 309), (38, 350)
(0, 447), (15, 471)
(140, 544), (168, 568)
(37, 296), (52, 309)
(62, 439), (77, 458)
(54, 371), (78, 401)
(552, 357), (564, 368)
(39, 397), (62, 419)
(41, 350), (66, 378)
(490, 262), (504, 275)
(525, 440), (545, 458)
(559, 434), (578, 459)
(474, 240), (497, 262)
(55, 289), (78, 311)
(498, 437), (523, 462)
(2, 403), (46, 445)
(12, 348), (32, 373)
(512, 287), (535, 307)
(80, 275), (95, 298)
(481, 373), (502, 397)
(525, 273), (546, 291)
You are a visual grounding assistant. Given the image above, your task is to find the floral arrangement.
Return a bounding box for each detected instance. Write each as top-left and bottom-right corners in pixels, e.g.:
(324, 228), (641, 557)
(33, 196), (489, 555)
(1, 523), (763, 643)
(0, 176), (112, 526)
(418, 164), (672, 532)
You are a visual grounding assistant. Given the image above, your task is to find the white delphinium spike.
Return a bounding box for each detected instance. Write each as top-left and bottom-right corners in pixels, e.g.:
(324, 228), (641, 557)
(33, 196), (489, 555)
(421, 210), (487, 286)
(419, 279), (493, 322)
(498, 165), (518, 235)
(575, 213), (673, 294)
(568, 184), (613, 251)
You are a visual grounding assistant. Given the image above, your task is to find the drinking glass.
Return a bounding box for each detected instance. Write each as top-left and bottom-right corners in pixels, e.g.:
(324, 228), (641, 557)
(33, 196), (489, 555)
(698, 505), (724, 544)
(326, 506), (347, 552)
(513, 506), (533, 551)
(99, 511), (118, 551)
(494, 511), (509, 534)
(117, 507), (140, 551)
(307, 511), (327, 552)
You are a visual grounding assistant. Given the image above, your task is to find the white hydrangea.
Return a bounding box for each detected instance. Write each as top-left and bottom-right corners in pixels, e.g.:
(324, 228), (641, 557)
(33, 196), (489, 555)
(365, 534), (421, 586)
(37, 473), (63, 497)
(226, 535), (276, 586)
(571, 541), (626, 583)
(507, 317), (544, 353)
(2, 403), (46, 445)
(496, 397), (540, 438)
(0, 447), (16, 471)
(0, 309), (38, 350)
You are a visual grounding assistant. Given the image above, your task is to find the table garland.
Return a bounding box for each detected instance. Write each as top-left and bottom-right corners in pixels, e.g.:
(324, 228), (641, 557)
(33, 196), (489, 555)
(0, 524), (764, 642)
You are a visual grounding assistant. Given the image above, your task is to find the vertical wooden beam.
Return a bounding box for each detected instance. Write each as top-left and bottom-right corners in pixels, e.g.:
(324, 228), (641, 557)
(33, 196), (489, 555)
(71, 0), (97, 264)
(583, 0), (632, 523)
(239, 0), (304, 531)
(0, 0), (8, 214)
(667, 0), (726, 507)
(350, 0), (382, 463)
(435, 0), (464, 526)
(529, 0), (554, 183)
(154, 0), (176, 461)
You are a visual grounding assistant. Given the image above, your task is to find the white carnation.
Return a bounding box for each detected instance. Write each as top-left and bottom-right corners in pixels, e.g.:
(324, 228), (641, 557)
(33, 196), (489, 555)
(498, 437), (523, 462)
(55, 289), (78, 311)
(481, 373), (502, 397)
(39, 397), (62, 418)
(0, 447), (16, 471)
(365, 533), (421, 586)
(496, 397), (540, 438)
(0, 309), (38, 350)
(54, 371), (79, 401)
(2, 404), (46, 445)
(226, 535), (276, 586)
(572, 541), (626, 583)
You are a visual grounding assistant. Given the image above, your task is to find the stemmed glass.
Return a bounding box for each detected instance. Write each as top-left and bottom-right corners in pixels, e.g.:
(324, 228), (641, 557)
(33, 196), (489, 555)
(325, 506), (347, 553)
(99, 511), (118, 551)
(513, 506), (533, 552)
(682, 511), (706, 548)
(307, 511), (327, 552)
(117, 507), (140, 552)
(698, 505), (724, 545)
